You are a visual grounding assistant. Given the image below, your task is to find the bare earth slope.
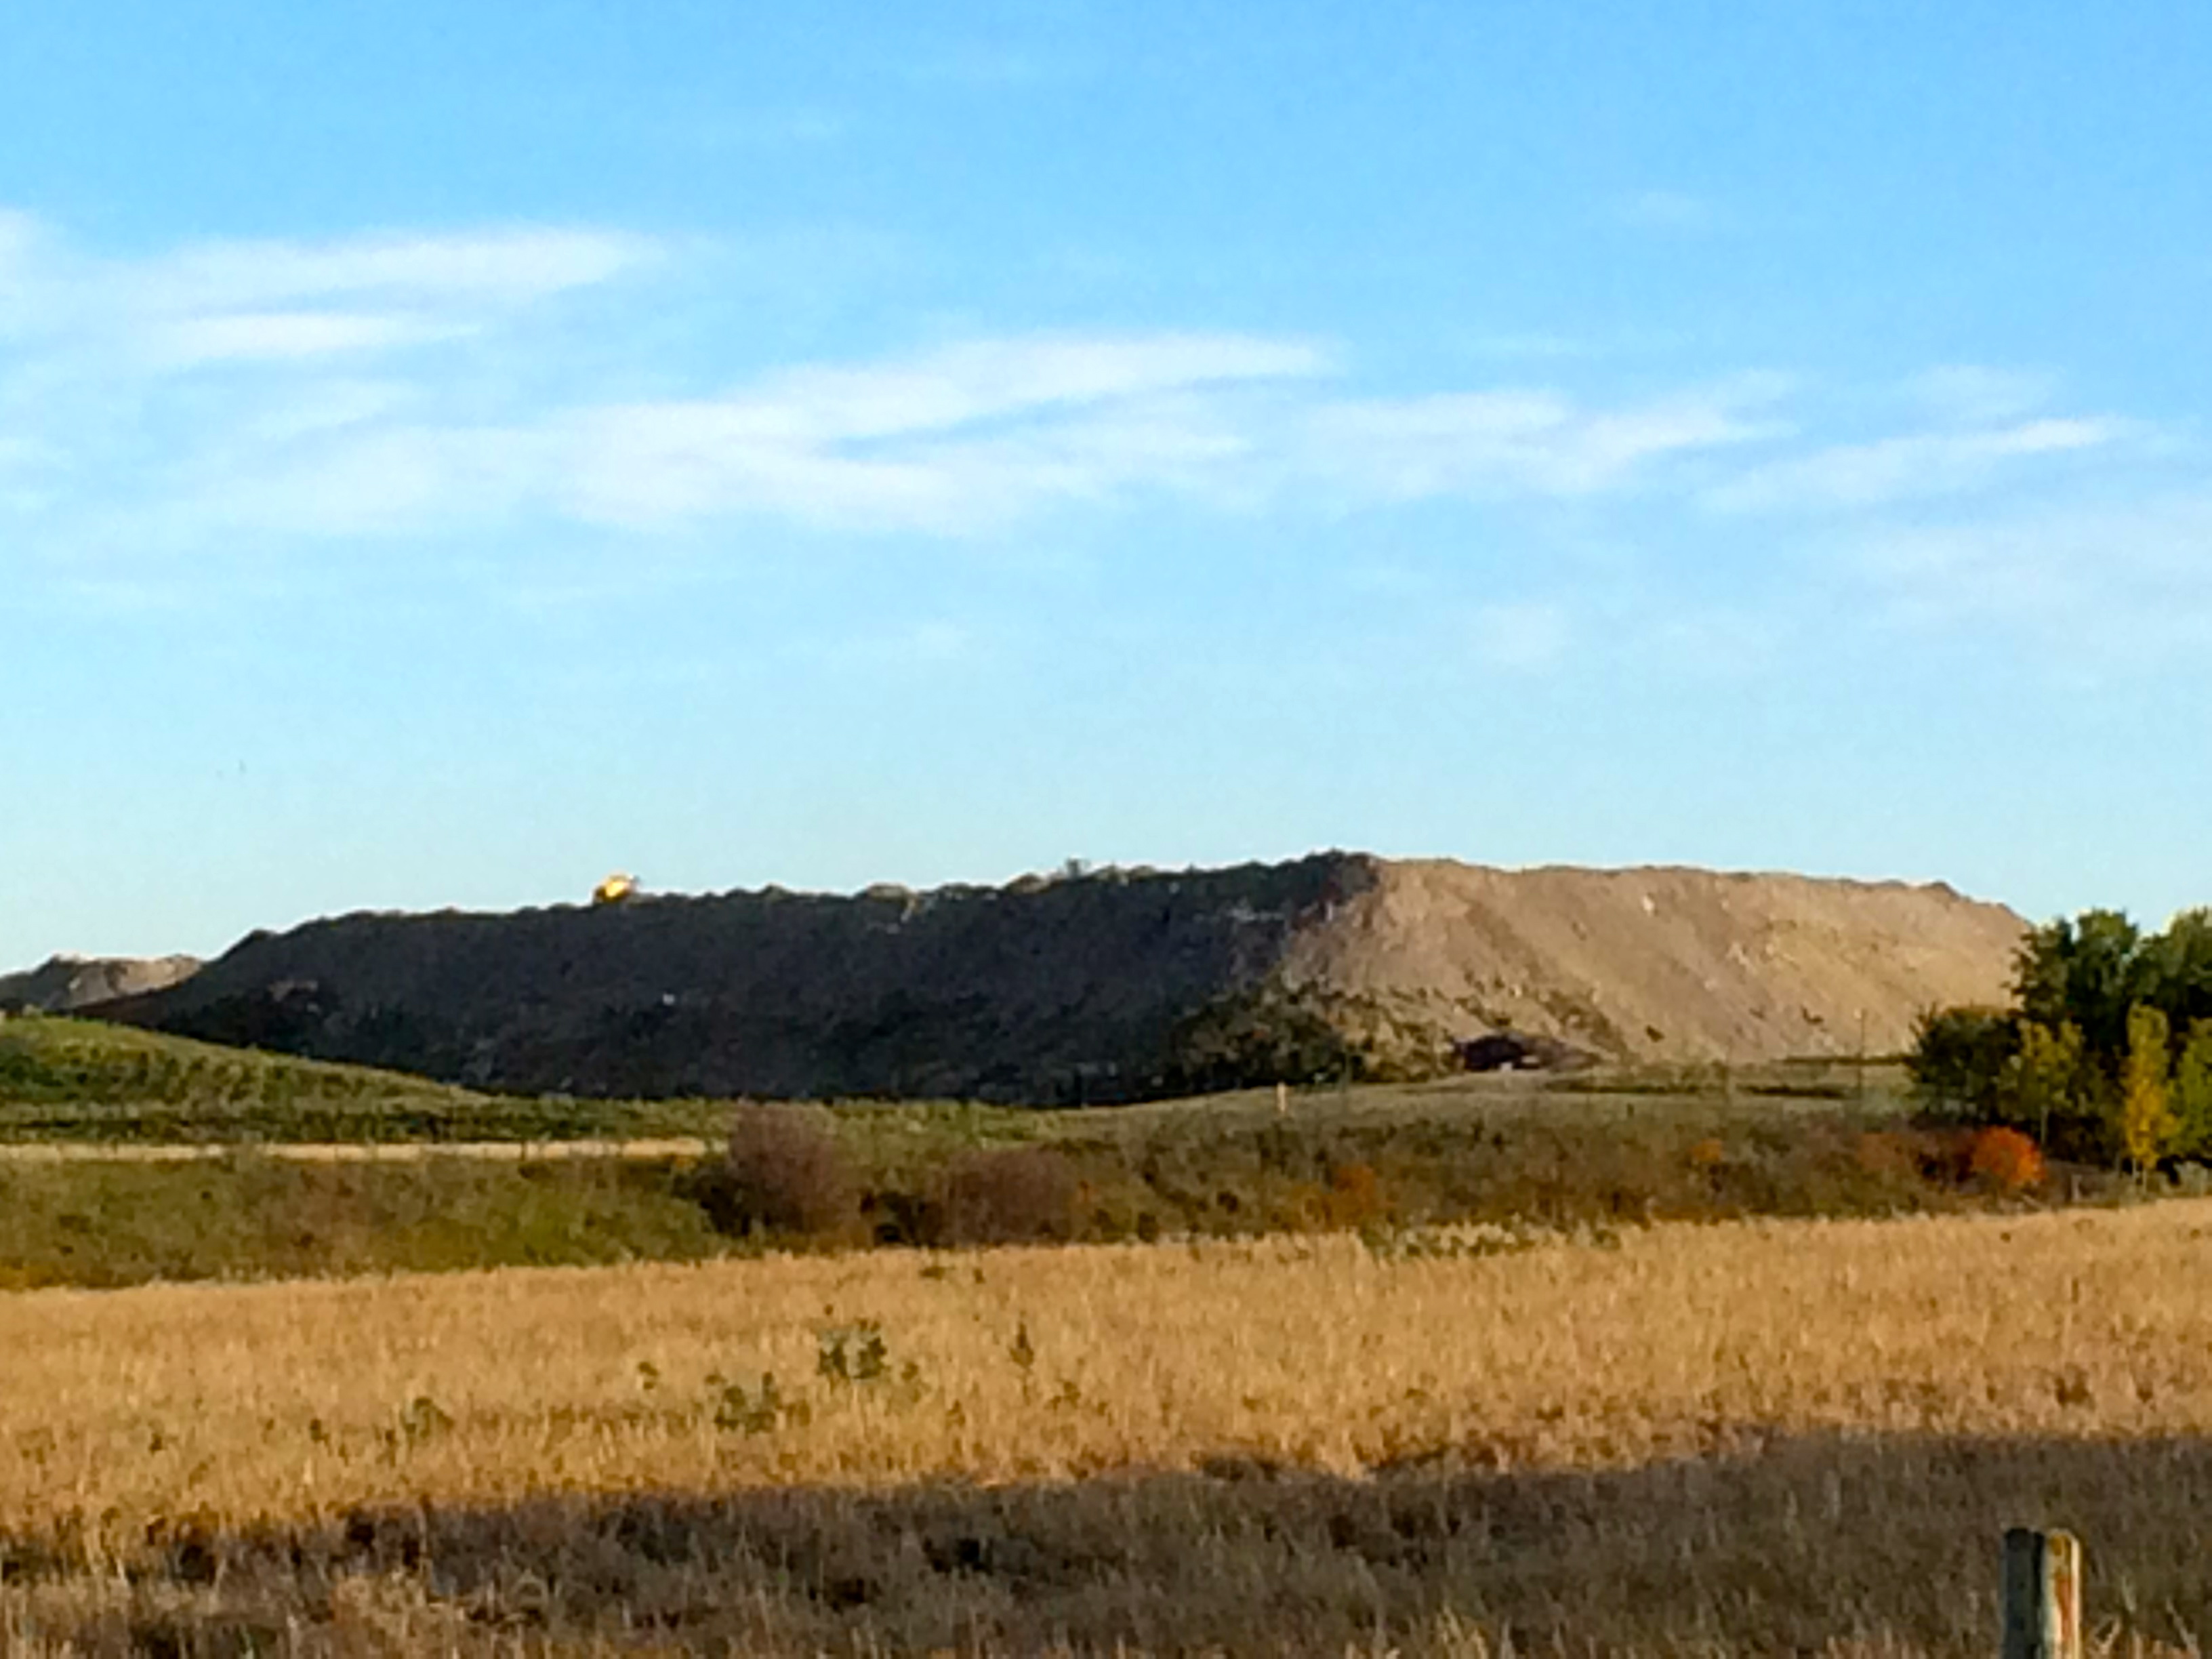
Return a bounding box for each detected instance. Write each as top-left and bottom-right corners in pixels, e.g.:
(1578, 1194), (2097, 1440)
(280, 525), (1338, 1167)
(100, 855), (2023, 1102)
(1282, 860), (2022, 1067)
(0, 953), (201, 1012)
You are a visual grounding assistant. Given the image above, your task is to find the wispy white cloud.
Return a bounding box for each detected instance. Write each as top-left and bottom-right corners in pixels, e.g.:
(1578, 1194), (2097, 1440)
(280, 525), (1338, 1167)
(0, 204), (2185, 638)
(1906, 365), (2057, 428)
(1468, 600), (1571, 670)
(1638, 605), (1783, 676)
(0, 220), (655, 380)
(0, 211), (40, 280)
(1614, 188), (1725, 232)
(555, 334), (1315, 532)
(134, 226), (657, 314)
(1309, 378), (1788, 501)
(900, 43), (1062, 88)
(557, 358), (1801, 533)
(0, 212), (661, 552)
(715, 333), (1324, 445)
(1856, 494), (2212, 659)
(151, 310), (471, 367)
(1708, 417), (2125, 512)
(682, 106), (851, 149)
(1456, 331), (1595, 361)
(819, 619), (978, 670)
(170, 424), (554, 537)
(47, 575), (201, 616)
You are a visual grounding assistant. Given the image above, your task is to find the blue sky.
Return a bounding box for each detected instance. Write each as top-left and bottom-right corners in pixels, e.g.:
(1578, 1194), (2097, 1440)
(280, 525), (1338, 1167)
(5, 1), (2210, 964)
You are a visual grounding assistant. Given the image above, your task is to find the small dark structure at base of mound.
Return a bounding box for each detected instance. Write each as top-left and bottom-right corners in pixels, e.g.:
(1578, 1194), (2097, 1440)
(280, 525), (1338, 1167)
(1454, 1031), (1595, 1074)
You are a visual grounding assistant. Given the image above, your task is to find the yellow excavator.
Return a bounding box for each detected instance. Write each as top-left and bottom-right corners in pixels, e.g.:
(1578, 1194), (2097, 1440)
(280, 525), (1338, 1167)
(592, 872), (639, 906)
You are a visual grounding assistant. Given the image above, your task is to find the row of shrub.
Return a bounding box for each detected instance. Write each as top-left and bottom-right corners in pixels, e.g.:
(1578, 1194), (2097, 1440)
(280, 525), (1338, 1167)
(700, 1109), (1086, 1246)
(689, 1103), (2070, 1254)
(1910, 906), (2212, 1168)
(0, 1105), (2090, 1290)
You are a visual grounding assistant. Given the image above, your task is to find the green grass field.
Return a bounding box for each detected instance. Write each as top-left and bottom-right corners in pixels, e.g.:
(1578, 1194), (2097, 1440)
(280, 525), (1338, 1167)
(6, 1012), (2085, 1294)
(0, 1013), (736, 1143)
(1, 1009), (1906, 1142)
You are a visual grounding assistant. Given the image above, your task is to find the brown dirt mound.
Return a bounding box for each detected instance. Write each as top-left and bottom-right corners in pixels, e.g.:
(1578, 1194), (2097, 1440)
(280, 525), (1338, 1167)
(96, 855), (2022, 1103)
(1282, 859), (2023, 1067)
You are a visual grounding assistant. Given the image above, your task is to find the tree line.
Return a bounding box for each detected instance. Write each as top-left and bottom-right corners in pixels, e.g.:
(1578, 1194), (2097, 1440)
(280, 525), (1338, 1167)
(1910, 908), (2212, 1170)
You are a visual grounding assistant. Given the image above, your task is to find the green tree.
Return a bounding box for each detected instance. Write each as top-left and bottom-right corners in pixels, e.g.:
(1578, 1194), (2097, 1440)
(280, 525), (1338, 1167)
(2013, 909), (2148, 1066)
(2172, 1020), (2212, 1162)
(2002, 1019), (2089, 1148)
(2118, 1003), (2177, 1178)
(1906, 1006), (2018, 1120)
(2149, 909), (2212, 1038)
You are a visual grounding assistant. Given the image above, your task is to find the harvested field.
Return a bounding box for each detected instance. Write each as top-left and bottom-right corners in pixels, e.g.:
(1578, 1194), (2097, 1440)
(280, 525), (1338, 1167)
(3, 1203), (2211, 1654)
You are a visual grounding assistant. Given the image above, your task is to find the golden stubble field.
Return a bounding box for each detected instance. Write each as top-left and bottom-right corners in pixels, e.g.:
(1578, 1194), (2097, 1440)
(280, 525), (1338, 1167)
(6, 1203), (2212, 1656)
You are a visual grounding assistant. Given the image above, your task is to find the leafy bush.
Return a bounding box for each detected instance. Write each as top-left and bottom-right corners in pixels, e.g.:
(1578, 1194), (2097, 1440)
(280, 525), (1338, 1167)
(938, 1147), (1076, 1245)
(1324, 1161), (1387, 1228)
(1967, 1127), (2046, 1193)
(1910, 905), (2212, 1166)
(2174, 1021), (2212, 1160)
(702, 1105), (857, 1239)
(2120, 1004), (2177, 1176)
(1906, 1007), (2018, 1120)
(1162, 988), (1361, 1092)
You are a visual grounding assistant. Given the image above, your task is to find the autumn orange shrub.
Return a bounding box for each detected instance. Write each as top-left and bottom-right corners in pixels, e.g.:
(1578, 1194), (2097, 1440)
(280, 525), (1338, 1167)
(1286, 1164), (1390, 1231)
(1326, 1161), (1386, 1228)
(1969, 1126), (2047, 1193)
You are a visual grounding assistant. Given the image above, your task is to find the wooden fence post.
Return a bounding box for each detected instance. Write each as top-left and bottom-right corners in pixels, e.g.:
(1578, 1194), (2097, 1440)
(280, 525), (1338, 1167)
(2002, 1528), (2082, 1659)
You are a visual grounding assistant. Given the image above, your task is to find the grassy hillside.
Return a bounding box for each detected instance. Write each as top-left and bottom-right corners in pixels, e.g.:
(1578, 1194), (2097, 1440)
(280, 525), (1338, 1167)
(3, 1016), (2091, 1296)
(0, 1012), (466, 1107)
(0, 1057), (2081, 1292)
(0, 1014), (734, 1143)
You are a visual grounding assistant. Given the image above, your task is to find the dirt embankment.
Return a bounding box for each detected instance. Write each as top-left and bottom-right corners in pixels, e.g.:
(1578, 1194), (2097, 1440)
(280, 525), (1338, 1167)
(0, 954), (201, 1013)
(1280, 861), (2024, 1067)
(95, 855), (2024, 1103)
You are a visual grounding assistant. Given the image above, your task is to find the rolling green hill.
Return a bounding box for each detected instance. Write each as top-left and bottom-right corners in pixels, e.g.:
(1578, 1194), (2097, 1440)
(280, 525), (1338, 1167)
(0, 1014), (729, 1143)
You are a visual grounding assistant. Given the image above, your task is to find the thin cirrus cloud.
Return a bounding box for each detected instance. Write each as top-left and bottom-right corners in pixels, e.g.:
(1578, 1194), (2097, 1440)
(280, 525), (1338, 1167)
(554, 333), (1326, 532)
(1906, 365), (2058, 428)
(0, 207), (2169, 579)
(1307, 380), (1788, 501)
(1705, 417), (2126, 513)
(1468, 601), (1572, 670)
(1613, 188), (1725, 232)
(556, 357), (1804, 533)
(150, 310), (473, 369)
(0, 213), (656, 367)
(132, 225), (659, 314)
(1858, 493), (2212, 657)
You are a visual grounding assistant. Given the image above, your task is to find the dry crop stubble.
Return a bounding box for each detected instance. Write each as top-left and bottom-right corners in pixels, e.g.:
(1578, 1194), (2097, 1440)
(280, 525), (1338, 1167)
(9, 1206), (2212, 1528)
(5, 1205), (2212, 1653)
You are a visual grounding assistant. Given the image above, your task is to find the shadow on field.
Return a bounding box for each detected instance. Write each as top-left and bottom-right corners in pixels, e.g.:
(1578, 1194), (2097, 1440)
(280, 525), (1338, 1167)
(13, 1430), (2212, 1656)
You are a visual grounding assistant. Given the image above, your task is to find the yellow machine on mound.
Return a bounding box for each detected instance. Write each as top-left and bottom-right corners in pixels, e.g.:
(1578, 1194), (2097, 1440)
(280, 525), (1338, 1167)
(591, 872), (639, 906)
